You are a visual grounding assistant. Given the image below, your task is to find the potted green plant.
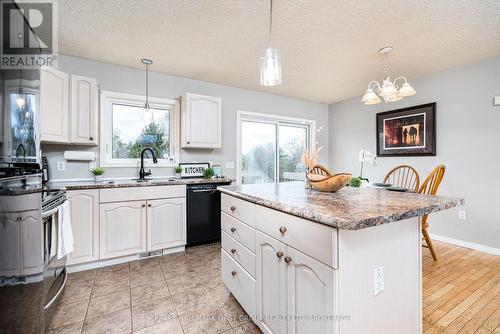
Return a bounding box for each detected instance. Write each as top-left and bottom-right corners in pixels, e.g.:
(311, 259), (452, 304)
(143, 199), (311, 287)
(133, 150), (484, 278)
(349, 176), (362, 188)
(91, 167), (105, 182)
(203, 167), (215, 179)
(174, 165), (183, 179)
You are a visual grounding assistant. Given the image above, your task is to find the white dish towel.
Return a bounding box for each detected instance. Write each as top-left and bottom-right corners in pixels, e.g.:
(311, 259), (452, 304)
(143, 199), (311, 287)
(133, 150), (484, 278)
(57, 200), (74, 259)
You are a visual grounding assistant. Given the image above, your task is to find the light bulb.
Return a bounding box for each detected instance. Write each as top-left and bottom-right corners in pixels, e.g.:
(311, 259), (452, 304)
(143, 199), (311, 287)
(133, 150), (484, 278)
(260, 48), (282, 86)
(16, 95), (26, 110)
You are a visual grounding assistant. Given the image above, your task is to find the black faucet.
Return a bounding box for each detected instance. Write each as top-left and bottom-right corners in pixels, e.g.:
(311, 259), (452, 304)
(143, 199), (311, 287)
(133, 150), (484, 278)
(139, 148), (158, 180)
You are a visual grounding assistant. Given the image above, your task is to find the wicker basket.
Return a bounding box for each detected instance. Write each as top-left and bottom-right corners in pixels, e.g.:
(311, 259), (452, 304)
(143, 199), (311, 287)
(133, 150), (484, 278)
(306, 165), (351, 192)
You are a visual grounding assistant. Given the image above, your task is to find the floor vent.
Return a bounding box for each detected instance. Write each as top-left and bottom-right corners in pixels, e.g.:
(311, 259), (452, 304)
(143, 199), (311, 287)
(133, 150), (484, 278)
(137, 250), (162, 259)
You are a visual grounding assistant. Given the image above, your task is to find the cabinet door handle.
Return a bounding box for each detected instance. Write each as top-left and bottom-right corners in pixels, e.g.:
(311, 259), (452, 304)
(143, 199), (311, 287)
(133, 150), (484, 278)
(230, 227), (236, 233)
(187, 141), (190, 144)
(284, 256), (292, 264)
(276, 251), (284, 259)
(231, 271), (237, 277)
(230, 206), (236, 212)
(279, 226), (287, 234)
(148, 204), (152, 207)
(142, 204), (146, 207)
(89, 136), (94, 141)
(231, 249), (236, 254)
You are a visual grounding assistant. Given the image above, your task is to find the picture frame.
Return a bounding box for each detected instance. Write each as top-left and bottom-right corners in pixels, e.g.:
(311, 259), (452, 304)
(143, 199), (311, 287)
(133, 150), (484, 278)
(376, 103), (436, 157)
(178, 162), (210, 178)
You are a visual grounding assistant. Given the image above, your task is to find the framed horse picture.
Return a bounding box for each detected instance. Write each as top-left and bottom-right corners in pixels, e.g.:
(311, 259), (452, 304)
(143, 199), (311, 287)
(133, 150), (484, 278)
(376, 103), (436, 157)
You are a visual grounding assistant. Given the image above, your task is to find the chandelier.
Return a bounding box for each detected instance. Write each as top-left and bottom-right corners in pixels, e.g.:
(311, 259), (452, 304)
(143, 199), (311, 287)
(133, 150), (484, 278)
(361, 46), (416, 105)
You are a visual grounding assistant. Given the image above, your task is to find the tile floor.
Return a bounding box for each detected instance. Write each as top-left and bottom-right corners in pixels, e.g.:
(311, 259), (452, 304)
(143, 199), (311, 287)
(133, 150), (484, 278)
(48, 243), (261, 334)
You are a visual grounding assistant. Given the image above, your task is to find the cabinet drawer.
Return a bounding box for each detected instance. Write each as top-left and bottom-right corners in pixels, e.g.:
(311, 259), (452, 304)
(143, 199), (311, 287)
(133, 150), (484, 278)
(100, 185), (186, 203)
(221, 249), (255, 318)
(221, 212), (255, 252)
(255, 205), (337, 268)
(221, 194), (255, 227)
(222, 231), (255, 278)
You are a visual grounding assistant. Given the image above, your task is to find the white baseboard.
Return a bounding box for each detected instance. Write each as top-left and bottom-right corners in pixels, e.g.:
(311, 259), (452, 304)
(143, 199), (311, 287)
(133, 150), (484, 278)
(67, 246), (185, 273)
(429, 234), (500, 256)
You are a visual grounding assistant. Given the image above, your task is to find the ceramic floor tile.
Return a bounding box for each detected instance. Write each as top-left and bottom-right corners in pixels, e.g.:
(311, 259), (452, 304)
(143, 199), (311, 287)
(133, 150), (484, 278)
(82, 308), (132, 334)
(219, 297), (252, 327)
(165, 271), (202, 295)
(221, 321), (262, 334)
(130, 267), (165, 288)
(171, 290), (215, 316)
(208, 281), (232, 305)
(131, 317), (183, 334)
(46, 321), (83, 334)
(59, 281), (93, 306)
(66, 270), (96, 285)
(130, 281), (170, 307)
(92, 277), (130, 297)
(179, 304), (231, 334)
(130, 257), (160, 272)
(48, 300), (89, 329)
(86, 290), (131, 319)
(158, 252), (187, 264)
(131, 296), (177, 331)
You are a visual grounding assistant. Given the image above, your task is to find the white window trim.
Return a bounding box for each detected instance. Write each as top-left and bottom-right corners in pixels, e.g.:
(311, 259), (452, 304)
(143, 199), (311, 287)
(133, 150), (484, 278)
(236, 110), (316, 185)
(100, 90), (180, 168)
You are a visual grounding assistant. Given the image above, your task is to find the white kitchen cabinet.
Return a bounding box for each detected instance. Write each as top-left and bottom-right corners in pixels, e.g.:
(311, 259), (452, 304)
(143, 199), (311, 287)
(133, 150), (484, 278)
(147, 198), (186, 251)
(40, 66), (69, 143)
(100, 201), (147, 259)
(67, 190), (99, 265)
(181, 92), (222, 148)
(286, 246), (335, 334)
(19, 210), (43, 276)
(70, 75), (99, 145)
(256, 231), (287, 334)
(0, 213), (20, 277)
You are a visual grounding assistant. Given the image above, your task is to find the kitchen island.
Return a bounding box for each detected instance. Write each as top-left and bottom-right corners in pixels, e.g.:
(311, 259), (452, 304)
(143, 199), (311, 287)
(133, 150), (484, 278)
(218, 182), (464, 334)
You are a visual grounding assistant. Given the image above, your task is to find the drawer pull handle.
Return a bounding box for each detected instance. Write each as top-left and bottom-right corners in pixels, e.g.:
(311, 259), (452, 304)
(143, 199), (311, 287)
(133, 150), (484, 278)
(148, 204), (152, 207)
(230, 227), (236, 233)
(231, 249), (236, 254)
(279, 226), (287, 234)
(89, 136), (94, 141)
(230, 206), (236, 211)
(284, 256), (292, 264)
(142, 204), (146, 207)
(231, 271), (237, 277)
(276, 251), (284, 259)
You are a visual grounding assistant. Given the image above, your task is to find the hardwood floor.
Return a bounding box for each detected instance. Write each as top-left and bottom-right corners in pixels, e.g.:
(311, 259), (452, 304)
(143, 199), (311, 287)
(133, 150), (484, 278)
(423, 241), (500, 334)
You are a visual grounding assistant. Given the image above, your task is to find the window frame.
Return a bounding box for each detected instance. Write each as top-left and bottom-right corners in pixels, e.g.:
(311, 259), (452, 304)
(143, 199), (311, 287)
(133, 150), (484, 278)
(100, 90), (180, 168)
(236, 110), (316, 185)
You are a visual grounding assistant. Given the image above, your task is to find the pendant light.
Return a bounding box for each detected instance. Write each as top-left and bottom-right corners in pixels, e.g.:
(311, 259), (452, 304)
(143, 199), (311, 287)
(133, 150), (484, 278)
(16, 69), (26, 110)
(260, 0), (282, 86)
(141, 58), (153, 112)
(361, 47), (416, 105)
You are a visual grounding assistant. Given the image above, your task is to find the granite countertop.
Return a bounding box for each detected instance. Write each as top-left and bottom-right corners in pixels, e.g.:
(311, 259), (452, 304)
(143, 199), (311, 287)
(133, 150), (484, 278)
(50, 177), (234, 190)
(218, 182), (464, 230)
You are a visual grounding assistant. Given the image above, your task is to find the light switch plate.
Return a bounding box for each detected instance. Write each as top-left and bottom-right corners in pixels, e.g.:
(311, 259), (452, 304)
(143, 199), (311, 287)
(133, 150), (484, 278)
(494, 96), (500, 106)
(57, 161), (65, 171)
(458, 210), (467, 220)
(374, 266), (384, 296)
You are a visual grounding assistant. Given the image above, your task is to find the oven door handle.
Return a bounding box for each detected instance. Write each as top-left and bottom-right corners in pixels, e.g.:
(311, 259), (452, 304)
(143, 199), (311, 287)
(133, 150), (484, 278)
(43, 269), (67, 311)
(42, 207), (59, 219)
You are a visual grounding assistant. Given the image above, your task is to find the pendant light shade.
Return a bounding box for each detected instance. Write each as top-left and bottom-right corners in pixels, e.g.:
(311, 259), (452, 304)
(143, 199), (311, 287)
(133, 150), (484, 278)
(260, 0), (282, 86)
(260, 48), (282, 86)
(16, 69), (26, 110)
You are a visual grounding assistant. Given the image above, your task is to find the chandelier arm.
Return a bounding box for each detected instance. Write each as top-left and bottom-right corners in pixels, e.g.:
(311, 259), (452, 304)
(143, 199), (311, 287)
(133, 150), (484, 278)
(368, 81), (381, 92)
(393, 76), (408, 90)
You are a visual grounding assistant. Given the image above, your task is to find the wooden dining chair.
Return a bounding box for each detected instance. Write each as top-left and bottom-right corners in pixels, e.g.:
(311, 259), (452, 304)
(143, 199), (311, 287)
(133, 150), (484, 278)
(418, 165), (446, 261)
(383, 165), (420, 192)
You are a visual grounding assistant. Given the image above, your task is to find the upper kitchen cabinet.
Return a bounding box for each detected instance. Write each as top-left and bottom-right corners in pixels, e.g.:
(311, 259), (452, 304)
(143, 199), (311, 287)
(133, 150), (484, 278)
(181, 93), (222, 148)
(40, 67), (98, 145)
(70, 75), (99, 145)
(40, 66), (69, 143)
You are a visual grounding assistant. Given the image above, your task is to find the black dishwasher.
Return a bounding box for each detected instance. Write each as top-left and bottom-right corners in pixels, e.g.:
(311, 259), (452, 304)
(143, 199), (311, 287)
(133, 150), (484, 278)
(187, 182), (231, 246)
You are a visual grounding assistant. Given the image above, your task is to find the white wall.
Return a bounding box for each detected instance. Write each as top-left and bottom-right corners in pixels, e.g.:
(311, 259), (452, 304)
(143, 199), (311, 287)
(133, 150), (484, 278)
(43, 55), (329, 180)
(329, 56), (500, 250)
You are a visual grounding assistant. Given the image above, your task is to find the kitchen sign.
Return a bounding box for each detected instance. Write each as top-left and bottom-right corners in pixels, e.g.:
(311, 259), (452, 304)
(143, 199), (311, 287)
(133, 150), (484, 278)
(179, 163), (210, 178)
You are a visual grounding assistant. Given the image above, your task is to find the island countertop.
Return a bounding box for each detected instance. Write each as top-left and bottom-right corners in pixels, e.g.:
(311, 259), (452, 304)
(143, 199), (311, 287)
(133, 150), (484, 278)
(218, 182), (464, 230)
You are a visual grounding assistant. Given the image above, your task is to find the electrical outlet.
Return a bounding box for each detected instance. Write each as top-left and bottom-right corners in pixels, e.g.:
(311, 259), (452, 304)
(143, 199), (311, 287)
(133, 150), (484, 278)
(458, 210), (467, 220)
(373, 266), (384, 296)
(56, 161), (65, 171)
(494, 96), (500, 106)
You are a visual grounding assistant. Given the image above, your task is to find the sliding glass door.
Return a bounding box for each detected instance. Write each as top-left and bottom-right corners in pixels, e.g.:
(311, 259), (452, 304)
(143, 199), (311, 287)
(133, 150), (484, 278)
(239, 112), (314, 185)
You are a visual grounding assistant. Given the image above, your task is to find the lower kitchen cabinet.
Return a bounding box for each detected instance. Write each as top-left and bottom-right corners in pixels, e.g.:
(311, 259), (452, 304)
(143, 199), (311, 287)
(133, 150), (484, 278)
(147, 198), (186, 251)
(67, 189), (99, 265)
(20, 210), (43, 276)
(255, 231), (335, 334)
(100, 201), (147, 259)
(0, 213), (20, 277)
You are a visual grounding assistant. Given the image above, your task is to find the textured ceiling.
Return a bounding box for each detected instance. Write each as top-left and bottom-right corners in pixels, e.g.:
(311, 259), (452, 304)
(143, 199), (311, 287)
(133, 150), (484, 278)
(56, 0), (500, 104)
